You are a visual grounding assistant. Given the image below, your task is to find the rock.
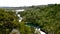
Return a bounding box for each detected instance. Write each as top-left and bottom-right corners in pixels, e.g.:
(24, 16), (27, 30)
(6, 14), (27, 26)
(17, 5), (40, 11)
(10, 29), (20, 34)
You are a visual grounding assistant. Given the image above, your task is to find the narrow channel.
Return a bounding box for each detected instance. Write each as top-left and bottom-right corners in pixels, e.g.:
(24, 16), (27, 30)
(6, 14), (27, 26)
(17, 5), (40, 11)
(16, 9), (46, 34)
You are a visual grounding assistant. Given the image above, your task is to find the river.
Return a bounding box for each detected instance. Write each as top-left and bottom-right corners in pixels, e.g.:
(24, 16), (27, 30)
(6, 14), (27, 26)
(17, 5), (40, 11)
(16, 9), (46, 34)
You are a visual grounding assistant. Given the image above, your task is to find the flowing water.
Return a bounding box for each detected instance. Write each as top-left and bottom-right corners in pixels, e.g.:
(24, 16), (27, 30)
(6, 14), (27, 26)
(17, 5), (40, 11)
(15, 9), (46, 34)
(16, 9), (24, 22)
(25, 23), (46, 34)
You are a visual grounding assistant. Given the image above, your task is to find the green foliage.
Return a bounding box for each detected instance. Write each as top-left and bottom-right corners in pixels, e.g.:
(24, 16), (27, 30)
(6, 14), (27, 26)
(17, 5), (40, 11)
(20, 4), (60, 34)
(0, 9), (19, 34)
(19, 22), (35, 34)
(0, 9), (35, 34)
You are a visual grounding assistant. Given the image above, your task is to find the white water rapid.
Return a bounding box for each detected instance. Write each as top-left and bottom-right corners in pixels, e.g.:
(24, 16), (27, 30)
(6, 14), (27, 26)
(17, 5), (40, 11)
(15, 9), (46, 34)
(35, 28), (46, 34)
(16, 9), (24, 22)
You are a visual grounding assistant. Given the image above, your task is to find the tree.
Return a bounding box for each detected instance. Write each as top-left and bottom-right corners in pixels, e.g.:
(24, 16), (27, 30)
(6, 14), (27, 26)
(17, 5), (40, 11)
(20, 4), (60, 34)
(0, 8), (36, 34)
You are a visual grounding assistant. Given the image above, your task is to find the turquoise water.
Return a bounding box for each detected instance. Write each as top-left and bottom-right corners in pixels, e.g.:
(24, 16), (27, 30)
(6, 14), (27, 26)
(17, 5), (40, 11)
(25, 22), (40, 28)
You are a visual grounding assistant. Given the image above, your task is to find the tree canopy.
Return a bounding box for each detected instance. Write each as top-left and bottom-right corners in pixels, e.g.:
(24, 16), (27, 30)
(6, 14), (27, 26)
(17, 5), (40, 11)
(20, 4), (60, 34)
(0, 9), (35, 34)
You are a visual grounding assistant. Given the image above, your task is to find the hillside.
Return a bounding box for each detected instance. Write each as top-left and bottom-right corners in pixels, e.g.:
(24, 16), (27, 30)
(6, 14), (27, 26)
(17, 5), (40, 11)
(19, 4), (60, 34)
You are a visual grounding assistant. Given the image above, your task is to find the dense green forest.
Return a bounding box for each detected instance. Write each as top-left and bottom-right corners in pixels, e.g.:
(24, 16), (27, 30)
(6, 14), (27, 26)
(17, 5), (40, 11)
(0, 4), (60, 34)
(19, 4), (60, 34)
(0, 9), (35, 34)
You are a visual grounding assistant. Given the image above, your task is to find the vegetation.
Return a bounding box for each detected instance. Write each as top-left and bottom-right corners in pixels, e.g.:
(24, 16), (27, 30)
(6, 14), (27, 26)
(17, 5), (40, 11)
(0, 9), (35, 34)
(0, 4), (60, 34)
(20, 4), (60, 34)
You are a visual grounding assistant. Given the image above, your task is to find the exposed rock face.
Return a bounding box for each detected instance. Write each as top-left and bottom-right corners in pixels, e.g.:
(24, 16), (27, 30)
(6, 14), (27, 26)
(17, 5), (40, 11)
(10, 29), (20, 34)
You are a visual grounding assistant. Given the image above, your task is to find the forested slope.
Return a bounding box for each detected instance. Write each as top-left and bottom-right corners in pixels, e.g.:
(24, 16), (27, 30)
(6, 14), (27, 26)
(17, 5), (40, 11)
(20, 4), (60, 34)
(0, 9), (35, 34)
